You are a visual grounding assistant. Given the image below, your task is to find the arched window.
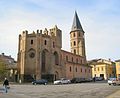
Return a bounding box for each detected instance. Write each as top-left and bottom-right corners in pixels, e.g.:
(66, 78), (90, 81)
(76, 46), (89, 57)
(81, 68), (82, 72)
(76, 58), (78, 63)
(42, 51), (46, 72)
(70, 66), (72, 72)
(53, 42), (55, 48)
(74, 49), (76, 54)
(31, 40), (33, 44)
(74, 41), (76, 46)
(98, 67), (99, 71)
(54, 52), (59, 65)
(73, 32), (75, 37)
(76, 67), (77, 72)
(89, 69), (90, 73)
(72, 57), (73, 62)
(44, 40), (47, 45)
(81, 59), (82, 64)
(66, 55), (68, 61)
(41, 49), (49, 73)
(101, 67), (104, 71)
(94, 68), (96, 71)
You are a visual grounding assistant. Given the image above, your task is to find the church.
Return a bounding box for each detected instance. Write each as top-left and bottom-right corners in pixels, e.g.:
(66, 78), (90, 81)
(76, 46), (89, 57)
(17, 11), (92, 82)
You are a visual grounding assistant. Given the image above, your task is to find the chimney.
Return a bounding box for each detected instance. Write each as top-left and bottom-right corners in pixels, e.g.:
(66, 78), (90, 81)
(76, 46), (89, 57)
(2, 53), (4, 56)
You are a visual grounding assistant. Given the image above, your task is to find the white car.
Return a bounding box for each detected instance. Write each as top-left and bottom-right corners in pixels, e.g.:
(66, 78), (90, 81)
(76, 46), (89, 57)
(54, 78), (71, 85)
(112, 78), (120, 86)
(108, 78), (117, 85)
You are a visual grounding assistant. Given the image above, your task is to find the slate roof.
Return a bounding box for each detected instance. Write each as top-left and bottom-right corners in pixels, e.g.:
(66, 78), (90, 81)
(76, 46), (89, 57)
(71, 11), (83, 32)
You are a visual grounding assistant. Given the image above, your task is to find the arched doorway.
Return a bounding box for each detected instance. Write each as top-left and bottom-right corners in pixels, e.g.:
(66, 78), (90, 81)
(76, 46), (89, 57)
(54, 51), (59, 65)
(55, 71), (59, 80)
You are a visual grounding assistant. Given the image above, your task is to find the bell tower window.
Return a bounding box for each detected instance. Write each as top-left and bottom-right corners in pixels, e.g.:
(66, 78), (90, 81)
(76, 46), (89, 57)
(31, 40), (33, 44)
(74, 41), (76, 46)
(73, 32), (75, 37)
(74, 49), (76, 54)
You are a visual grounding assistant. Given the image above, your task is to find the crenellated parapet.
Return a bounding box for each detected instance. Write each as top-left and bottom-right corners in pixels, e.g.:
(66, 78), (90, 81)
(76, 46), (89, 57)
(20, 25), (61, 38)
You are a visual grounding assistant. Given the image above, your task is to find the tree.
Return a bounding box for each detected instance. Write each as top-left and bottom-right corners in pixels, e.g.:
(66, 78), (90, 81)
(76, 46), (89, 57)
(0, 59), (7, 81)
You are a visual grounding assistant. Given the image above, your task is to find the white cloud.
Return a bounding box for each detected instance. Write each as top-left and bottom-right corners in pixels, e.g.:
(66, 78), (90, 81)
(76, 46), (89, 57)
(0, 0), (120, 61)
(0, 7), (72, 60)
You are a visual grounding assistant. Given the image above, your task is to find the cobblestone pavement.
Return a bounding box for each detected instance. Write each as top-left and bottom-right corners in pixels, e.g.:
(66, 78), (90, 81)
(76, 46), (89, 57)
(0, 82), (120, 98)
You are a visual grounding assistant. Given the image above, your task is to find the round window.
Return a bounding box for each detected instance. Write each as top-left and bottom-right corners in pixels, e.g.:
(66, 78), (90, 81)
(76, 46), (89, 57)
(29, 52), (35, 58)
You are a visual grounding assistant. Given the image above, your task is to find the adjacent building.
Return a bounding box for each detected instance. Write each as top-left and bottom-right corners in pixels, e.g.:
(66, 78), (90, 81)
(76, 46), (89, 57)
(17, 11), (92, 82)
(88, 59), (116, 80)
(115, 59), (120, 79)
(0, 53), (17, 82)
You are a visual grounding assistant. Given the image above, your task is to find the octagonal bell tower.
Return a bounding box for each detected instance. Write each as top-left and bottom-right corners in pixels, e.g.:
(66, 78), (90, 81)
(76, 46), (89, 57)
(70, 11), (86, 57)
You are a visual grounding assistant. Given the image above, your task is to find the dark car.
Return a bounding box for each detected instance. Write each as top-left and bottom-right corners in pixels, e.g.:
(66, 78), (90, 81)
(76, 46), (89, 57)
(32, 79), (48, 85)
(95, 77), (104, 81)
(71, 77), (86, 83)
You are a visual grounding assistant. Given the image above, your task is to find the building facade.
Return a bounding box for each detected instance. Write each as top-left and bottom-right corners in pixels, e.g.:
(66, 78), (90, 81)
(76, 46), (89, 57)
(115, 60), (120, 79)
(17, 12), (92, 82)
(0, 53), (17, 82)
(89, 59), (116, 80)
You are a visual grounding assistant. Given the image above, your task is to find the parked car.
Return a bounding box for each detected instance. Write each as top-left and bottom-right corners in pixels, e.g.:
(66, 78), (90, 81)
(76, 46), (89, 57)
(32, 79), (48, 85)
(108, 78), (117, 85)
(95, 77), (104, 81)
(71, 78), (86, 83)
(54, 78), (71, 85)
(112, 79), (120, 86)
(85, 78), (93, 82)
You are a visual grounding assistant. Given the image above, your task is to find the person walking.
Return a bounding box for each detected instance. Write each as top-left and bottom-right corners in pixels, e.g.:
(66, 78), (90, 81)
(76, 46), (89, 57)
(93, 77), (96, 82)
(3, 78), (9, 93)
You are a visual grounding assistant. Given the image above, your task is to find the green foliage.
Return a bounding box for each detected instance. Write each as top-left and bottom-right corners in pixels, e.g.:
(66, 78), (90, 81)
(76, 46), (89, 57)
(0, 61), (6, 73)
(0, 60), (7, 81)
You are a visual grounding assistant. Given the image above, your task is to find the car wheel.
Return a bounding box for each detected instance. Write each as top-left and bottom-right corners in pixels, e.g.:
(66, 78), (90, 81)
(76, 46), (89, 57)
(113, 83), (116, 86)
(59, 82), (62, 85)
(109, 84), (111, 85)
(44, 83), (47, 85)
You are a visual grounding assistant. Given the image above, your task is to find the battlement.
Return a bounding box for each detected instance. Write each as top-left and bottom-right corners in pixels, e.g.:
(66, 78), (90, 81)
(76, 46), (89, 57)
(20, 25), (61, 37)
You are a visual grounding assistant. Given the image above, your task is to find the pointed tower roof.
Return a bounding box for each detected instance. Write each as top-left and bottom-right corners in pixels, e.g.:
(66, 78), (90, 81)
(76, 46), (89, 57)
(71, 11), (83, 32)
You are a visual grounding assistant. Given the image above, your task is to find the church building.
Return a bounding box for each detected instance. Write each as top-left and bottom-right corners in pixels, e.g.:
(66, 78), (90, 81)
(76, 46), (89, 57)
(17, 11), (92, 82)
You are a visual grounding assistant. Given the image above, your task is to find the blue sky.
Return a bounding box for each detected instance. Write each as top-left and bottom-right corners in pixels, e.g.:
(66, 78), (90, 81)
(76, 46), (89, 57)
(0, 0), (120, 61)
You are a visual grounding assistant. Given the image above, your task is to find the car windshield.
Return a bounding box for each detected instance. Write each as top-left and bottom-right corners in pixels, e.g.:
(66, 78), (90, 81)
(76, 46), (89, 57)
(108, 78), (116, 80)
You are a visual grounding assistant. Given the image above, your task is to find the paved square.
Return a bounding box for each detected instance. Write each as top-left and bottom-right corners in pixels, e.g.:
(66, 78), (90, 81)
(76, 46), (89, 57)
(0, 83), (120, 98)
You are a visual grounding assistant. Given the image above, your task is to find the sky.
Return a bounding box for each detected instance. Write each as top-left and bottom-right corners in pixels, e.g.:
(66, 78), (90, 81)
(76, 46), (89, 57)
(0, 0), (120, 61)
